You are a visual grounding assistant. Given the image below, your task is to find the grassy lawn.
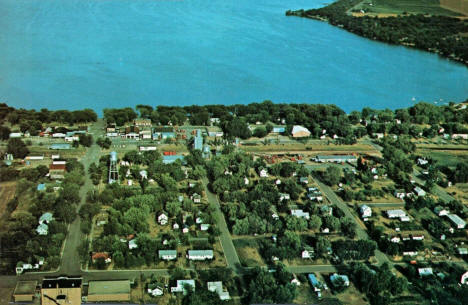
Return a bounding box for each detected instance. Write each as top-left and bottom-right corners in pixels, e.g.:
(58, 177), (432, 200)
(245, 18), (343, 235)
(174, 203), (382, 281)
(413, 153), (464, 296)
(353, 0), (462, 16)
(446, 183), (468, 205)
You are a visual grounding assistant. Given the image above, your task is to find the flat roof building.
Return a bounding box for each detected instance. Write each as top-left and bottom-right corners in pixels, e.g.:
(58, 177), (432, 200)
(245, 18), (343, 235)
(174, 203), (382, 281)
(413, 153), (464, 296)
(14, 281), (37, 302)
(87, 280), (131, 302)
(41, 277), (82, 305)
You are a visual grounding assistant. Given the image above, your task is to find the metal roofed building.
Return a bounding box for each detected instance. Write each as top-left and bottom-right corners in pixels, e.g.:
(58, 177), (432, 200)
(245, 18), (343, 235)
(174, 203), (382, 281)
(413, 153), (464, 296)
(193, 129), (203, 150)
(49, 143), (72, 150)
(314, 155), (357, 163)
(446, 214), (466, 229)
(87, 280), (131, 302)
(159, 250), (177, 260)
(187, 250), (214, 260)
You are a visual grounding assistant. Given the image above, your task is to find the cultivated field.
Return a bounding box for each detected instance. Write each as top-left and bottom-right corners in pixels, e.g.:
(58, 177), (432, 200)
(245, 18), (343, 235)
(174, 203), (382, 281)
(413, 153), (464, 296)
(441, 0), (468, 15)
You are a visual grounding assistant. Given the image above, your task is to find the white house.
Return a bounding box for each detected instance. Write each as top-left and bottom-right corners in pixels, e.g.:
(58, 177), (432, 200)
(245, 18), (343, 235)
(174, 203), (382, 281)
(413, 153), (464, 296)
(259, 168), (269, 178)
(158, 213), (168, 225)
(171, 280), (195, 294)
(36, 223), (48, 235)
(173, 223), (180, 230)
(360, 205), (372, 218)
(147, 285), (164, 296)
(461, 271), (468, 284)
(390, 236), (400, 243)
(207, 281), (230, 300)
(414, 186), (426, 197)
(291, 209), (310, 220)
(187, 250), (214, 261)
(200, 224), (210, 231)
(434, 206), (449, 216)
(394, 189), (406, 199)
(417, 158), (429, 166)
(386, 209), (406, 219)
(129, 239), (138, 250)
(279, 193), (290, 201)
(302, 248), (315, 259)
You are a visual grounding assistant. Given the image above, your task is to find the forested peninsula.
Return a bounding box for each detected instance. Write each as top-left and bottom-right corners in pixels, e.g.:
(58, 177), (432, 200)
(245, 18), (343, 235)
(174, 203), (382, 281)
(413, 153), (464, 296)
(286, 0), (468, 67)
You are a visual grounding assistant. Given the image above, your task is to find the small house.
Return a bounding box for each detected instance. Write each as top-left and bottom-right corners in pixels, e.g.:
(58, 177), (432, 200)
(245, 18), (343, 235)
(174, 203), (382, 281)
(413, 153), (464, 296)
(418, 268), (433, 277)
(330, 273), (349, 287)
(259, 168), (269, 178)
(360, 205), (372, 218)
(200, 224), (210, 231)
(129, 239), (138, 250)
(291, 209), (310, 220)
(386, 209), (406, 219)
(92, 252), (112, 264)
(207, 281), (230, 300)
(187, 250), (214, 261)
(394, 189), (406, 199)
(171, 280), (195, 294)
(36, 223), (48, 235)
(434, 206), (449, 216)
(39, 212), (54, 225)
(414, 187), (426, 197)
(158, 213), (168, 225)
(147, 284), (164, 296)
(302, 247), (315, 259)
(191, 193), (201, 203)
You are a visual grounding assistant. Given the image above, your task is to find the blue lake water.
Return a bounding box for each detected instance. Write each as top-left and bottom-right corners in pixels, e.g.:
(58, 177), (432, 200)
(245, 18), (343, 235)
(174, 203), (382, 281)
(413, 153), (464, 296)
(0, 0), (467, 114)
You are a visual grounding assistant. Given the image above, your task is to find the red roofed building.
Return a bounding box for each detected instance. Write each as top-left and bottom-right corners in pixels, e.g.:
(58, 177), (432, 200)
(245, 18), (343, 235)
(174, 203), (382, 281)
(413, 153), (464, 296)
(49, 164), (66, 180)
(92, 252), (111, 264)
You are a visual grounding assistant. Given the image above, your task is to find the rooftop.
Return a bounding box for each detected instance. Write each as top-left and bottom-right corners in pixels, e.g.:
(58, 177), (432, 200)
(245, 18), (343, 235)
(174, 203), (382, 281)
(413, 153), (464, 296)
(42, 277), (82, 289)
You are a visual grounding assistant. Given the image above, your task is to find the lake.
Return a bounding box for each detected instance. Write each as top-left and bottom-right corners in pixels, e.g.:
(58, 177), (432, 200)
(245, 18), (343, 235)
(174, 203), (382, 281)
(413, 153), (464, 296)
(0, 0), (467, 114)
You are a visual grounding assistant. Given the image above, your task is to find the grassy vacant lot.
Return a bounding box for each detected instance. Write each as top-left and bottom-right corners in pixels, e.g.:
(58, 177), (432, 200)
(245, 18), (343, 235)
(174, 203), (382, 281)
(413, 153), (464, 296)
(417, 149), (468, 167)
(242, 143), (375, 154)
(353, 0), (462, 16)
(232, 238), (265, 267)
(446, 183), (468, 205)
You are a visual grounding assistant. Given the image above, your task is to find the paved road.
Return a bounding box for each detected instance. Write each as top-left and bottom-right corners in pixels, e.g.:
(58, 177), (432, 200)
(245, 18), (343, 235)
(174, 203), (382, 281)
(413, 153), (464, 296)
(59, 120), (104, 274)
(202, 179), (242, 273)
(314, 177), (392, 267)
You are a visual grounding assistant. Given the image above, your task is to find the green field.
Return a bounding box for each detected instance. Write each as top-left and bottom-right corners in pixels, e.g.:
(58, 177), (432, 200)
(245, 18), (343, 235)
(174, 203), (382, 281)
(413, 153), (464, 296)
(353, 0), (462, 16)
(417, 149), (468, 167)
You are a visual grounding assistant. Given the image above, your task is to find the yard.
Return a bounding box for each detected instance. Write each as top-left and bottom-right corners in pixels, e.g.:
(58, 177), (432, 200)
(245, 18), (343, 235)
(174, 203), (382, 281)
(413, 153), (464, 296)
(0, 181), (16, 221)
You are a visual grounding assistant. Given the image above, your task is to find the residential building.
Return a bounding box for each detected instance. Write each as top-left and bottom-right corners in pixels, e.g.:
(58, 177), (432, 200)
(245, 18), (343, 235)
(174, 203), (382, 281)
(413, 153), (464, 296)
(200, 224), (210, 231)
(259, 168), (269, 178)
(171, 280), (195, 294)
(139, 129), (152, 139)
(124, 126), (140, 139)
(414, 186), (426, 197)
(446, 214), (466, 229)
(129, 239), (138, 250)
(394, 189), (407, 199)
(37, 183), (46, 191)
(41, 277), (82, 305)
(279, 193), (290, 201)
(291, 209), (310, 220)
(386, 209), (407, 219)
(153, 126), (176, 140)
(36, 223), (48, 235)
(457, 248), (468, 255)
(434, 206), (450, 216)
(418, 268), (433, 277)
(192, 193), (201, 203)
(299, 177), (309, 184)
(87, 280), (131, 302)
(134, 118), (152, 127)
(187, 250), (214, 260)
(330, 274), (349, 287)
(461, 271), (468, 284)
(360, 205), (372, 218)
(49, 163), (66, 180)
(207, 281), (230, 300)
(39, 212), (54, 225)
(158, 213), (168, 225)
(291, 125), (311, 138)
(92, 252), (111, 264)
(308, 274), (320, 291)
(302, 247), (315, 259)
(13, 281), (37, 302)
(159, 250), (177, 261)
(147, 284), (164, 296)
